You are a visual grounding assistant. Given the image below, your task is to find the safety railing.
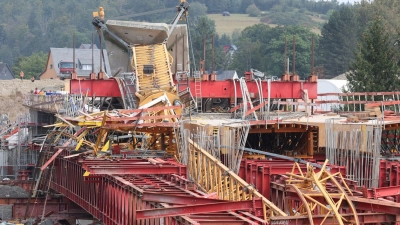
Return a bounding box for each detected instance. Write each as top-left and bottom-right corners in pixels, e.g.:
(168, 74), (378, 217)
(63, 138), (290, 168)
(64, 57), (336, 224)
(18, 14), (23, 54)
(23, 94), (85, 116)
(23, 94), (66, 113)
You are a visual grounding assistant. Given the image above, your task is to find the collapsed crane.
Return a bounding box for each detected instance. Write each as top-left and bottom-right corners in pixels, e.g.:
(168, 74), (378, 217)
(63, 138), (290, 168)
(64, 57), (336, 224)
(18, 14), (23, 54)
(91, 2), (190, 117)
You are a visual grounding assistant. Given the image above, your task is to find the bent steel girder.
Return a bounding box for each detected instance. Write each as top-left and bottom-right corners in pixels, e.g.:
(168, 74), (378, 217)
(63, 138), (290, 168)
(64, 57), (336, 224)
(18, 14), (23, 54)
(285, 160), (359, 225)
(187, 138), (287, 221)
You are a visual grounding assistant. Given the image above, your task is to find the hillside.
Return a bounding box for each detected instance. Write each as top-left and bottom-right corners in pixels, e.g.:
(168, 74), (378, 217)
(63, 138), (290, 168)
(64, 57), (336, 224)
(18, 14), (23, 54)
(207, 14), (265, 35)
(0, 79), (65, 121)
(208, 13), (326, 36)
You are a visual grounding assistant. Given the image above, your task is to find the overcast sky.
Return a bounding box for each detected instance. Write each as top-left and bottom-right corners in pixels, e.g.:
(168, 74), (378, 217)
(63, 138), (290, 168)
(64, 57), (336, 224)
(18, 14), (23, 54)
(336, 0), (369, 4)
(335, 0), (356, 4)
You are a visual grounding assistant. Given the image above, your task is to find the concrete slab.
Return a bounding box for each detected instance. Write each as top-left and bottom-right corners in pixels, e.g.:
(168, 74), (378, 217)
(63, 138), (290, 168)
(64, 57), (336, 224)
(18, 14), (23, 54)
(106, 20), (169, 45)
(104, 20), (190, 76)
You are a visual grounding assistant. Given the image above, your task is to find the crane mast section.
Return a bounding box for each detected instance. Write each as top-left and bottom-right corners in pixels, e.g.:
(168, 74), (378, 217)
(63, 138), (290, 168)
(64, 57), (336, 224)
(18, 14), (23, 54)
(131, 44), (175, 94)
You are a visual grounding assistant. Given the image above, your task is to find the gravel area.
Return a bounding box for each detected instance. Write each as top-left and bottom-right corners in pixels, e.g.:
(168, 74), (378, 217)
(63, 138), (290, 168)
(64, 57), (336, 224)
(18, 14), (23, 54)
(0, 185), (29, 198)
(0, 205), (12, 221)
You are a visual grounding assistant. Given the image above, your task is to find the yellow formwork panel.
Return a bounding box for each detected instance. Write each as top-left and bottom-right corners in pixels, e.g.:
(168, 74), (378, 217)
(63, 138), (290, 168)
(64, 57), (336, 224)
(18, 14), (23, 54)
(131, 43), (174, 92)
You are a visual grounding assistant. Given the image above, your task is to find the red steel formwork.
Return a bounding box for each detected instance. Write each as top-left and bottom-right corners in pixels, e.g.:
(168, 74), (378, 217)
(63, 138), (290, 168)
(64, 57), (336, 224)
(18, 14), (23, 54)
(47, 150), (268, 225)
(34, 149), (400, 224)
(361, 160), (400, 202)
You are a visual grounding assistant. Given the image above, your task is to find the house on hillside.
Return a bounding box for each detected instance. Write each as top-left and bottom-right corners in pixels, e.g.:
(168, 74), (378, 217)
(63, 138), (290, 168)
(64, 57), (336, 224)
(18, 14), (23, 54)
(79, 44), (98, 49)
(40, 47), (110, 80)
(0, 63), (15, 80)
(223, 45), (237, 55)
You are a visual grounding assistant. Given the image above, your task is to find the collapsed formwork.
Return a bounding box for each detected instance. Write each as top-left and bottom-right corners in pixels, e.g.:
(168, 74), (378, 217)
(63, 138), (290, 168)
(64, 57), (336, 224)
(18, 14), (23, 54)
(2, 86), (400, 224)
(18, 107), (400, 224)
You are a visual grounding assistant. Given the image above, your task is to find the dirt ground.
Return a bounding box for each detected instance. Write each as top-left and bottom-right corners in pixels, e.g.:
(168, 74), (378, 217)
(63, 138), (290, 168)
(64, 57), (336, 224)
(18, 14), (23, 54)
(0, 79), (65, 121)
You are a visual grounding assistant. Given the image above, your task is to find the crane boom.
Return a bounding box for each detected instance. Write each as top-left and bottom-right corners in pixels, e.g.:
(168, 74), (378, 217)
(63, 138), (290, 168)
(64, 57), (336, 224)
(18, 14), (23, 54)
(168, 1), (190, 37)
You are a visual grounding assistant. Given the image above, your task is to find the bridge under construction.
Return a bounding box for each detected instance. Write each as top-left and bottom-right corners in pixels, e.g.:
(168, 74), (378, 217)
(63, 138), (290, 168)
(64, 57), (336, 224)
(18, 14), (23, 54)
(2, 1), (400, 224)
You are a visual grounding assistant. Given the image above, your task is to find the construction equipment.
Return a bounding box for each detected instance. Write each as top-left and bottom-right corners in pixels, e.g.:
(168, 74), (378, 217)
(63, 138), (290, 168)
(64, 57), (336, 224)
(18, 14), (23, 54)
(91, 2), (190, 121)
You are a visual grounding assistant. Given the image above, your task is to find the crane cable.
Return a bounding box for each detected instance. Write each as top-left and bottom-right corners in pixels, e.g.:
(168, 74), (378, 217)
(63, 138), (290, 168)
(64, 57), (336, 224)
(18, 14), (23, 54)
(186, 16), (197, 73)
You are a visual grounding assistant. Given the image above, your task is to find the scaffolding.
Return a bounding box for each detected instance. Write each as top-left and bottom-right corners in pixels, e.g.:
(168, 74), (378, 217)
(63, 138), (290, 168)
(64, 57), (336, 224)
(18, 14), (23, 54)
(24, 94), (86, 117)
(0, 113), (38, 179)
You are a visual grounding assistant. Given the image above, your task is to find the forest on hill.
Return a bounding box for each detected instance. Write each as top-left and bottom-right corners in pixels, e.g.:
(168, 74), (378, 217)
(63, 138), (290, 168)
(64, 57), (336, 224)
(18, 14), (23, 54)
(2, 0), (400, 85)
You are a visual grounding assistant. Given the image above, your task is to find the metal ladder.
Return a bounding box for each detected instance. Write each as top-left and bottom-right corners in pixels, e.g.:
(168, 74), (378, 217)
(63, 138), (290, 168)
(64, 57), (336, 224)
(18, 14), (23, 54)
(119, 73), (137, 109)
(193, 71), (202, 113)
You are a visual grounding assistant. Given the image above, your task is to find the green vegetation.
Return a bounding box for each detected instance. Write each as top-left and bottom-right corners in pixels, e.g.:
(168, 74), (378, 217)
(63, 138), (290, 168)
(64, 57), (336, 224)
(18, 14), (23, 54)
(317, 0), (400, 79)
(229, 24), (317, 79)
(318, 7), (359, 77)
(5, 0), (400, 87)
(12, 52), (47, 79)
(347, 17), (400, 92)
(246, 4), (261, 17)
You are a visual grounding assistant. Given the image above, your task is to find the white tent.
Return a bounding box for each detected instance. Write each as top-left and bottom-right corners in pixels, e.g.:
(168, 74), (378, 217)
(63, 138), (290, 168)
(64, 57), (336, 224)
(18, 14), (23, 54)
(317, 79), (348, 111)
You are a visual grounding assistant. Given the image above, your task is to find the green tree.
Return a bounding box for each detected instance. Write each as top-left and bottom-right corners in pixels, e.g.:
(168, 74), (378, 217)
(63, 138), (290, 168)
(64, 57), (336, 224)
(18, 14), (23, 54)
(241, 0), (255, 13)
(231, 28), (242, 44)
(189, 16), (217, 71)
(246, 4), (261, 17)
(12, 52), (47, 79)
(318, 7), (359, 78)
(228, 0), (242, 13)
(230, 38), (262, 73)
(229, 24), (317, 78)
(189, 2), (207, 18)
(218, 34), (232, 46)
(347, 16), (400, 92)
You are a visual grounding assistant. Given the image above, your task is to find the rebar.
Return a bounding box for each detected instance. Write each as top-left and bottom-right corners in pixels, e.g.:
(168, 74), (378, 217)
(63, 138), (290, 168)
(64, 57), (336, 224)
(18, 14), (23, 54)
(176, 119), (250, 174)
(325, 118), (381, 188)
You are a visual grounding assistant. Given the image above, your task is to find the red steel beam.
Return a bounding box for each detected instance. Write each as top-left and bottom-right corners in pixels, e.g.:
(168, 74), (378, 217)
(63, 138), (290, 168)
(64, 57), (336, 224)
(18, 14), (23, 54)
(135, 199), (263, 219)
(40, 148), (64, 171)
(142, 192), (227, 205)
(70, 79), (318, 99)
(230, 102), (249, 112)
(50, 155), (256, 225)
(340, 196), (400, 215)
(107, 114), (181, 121)
(188, 80), (317, 99)
(117, 105), (182, 113)
(41, 127), (86, 171)
(363, 186), (400, 199)
(318, 91), (400, 96)
(85, 166), (186, 175)
(366, 101), (400, 107)
(270, 213), (396, 224)
(103, 122), (178, 129)
(244, 101), (268, 116)
(70, 79), (122, 97)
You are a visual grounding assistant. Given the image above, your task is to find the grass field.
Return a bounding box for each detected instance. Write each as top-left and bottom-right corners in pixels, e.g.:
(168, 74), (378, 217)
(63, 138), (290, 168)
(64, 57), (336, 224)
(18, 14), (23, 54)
(207, 14), (265, 36)
(208, 13), (324, 36)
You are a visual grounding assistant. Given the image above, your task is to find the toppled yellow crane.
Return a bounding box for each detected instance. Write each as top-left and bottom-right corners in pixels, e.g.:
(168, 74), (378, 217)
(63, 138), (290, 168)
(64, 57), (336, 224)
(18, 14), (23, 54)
(92, 2), (190, 118)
